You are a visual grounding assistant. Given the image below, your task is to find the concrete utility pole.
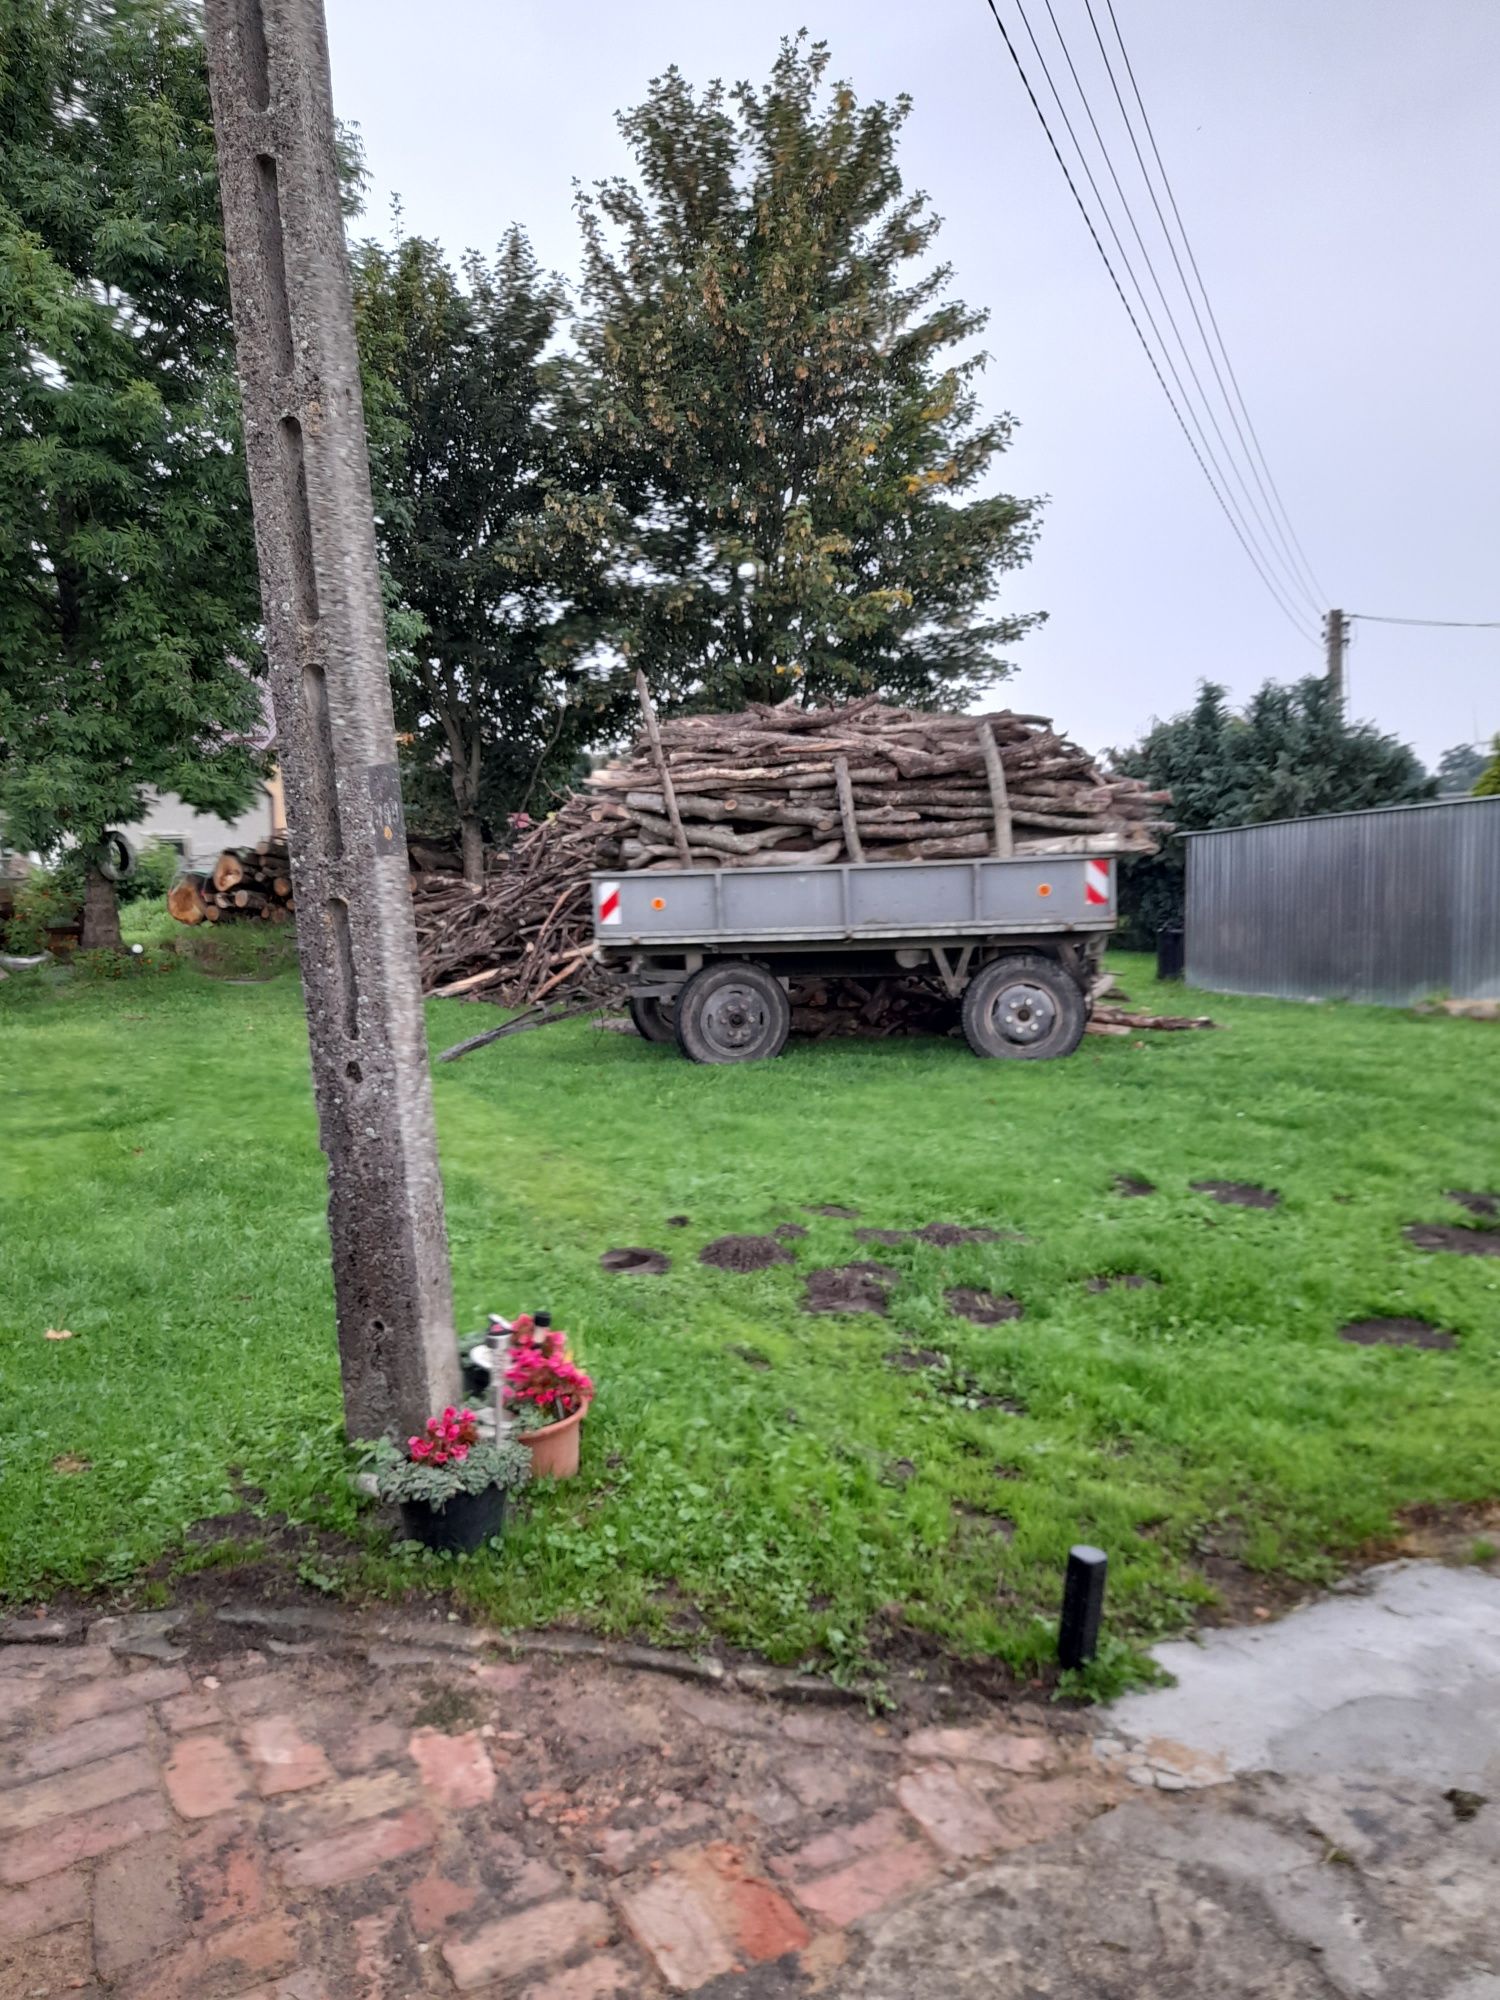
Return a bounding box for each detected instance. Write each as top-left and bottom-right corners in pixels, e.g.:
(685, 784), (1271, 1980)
(1324, 607), (1348, 713)
(202, 0), (459, 1436)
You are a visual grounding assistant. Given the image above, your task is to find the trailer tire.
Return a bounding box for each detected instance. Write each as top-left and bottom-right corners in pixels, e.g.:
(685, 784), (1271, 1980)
(628, 995), (676, 1044)
(962, 954), (1087, 1061)
(675, 962), (790, 1065)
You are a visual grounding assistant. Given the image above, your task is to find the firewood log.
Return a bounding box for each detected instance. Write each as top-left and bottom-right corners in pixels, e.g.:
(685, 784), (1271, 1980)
(166, 879), (206, 925)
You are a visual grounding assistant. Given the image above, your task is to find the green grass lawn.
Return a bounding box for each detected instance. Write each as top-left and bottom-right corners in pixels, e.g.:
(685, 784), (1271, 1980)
(2, 935), (1497, 1683)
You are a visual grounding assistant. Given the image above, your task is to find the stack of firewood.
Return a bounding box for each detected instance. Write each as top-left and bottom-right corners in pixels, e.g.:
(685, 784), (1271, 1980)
(167, 837), (296, 927)
(584, 692), (1168, 870)
(409, 692), (1169, 1004)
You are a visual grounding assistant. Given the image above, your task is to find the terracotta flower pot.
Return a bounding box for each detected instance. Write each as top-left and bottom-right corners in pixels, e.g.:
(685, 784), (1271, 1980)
(517, 1400), (589, 1479)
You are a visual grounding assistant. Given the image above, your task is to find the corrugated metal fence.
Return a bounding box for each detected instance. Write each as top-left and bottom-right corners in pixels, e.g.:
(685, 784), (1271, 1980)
(1185, 796), (1500, 1004)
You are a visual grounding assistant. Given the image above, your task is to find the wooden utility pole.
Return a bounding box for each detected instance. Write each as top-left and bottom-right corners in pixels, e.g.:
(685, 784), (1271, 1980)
(202, 0), (459, 1436)
(1324, 608), (1348, 712)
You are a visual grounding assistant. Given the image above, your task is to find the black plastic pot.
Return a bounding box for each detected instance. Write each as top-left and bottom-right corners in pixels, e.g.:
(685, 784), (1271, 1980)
(1156, 923), (1185, 982)
(399, 1484), (506, 1555)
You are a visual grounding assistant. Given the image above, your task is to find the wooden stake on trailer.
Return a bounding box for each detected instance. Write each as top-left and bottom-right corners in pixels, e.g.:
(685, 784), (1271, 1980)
(633, 670), (693, 868)
(833, 756), (864, 864)
(978, 721), (1015, 858)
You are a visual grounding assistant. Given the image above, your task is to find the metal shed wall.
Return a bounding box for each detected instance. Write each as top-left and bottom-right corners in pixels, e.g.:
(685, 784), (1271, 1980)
(1184, 796), (1500, 1004)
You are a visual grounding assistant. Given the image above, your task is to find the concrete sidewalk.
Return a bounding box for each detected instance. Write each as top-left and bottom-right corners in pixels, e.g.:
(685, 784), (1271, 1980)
(849, 1561), (1500, 1999)
(3, 1563), (1498, 1997)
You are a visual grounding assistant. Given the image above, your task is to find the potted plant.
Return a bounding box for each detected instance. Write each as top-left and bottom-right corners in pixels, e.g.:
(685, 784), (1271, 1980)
(369, 1408), (530, 1554)
(503, 1316), (594, 1480)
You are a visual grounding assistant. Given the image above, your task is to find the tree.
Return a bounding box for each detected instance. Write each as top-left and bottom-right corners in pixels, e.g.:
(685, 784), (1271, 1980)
(0, 0), (265, 945)
(1435, 741), (1488, 796)
(1474, 735), (1500, 798)
(353, 228), (626, 883)
(1112, 677), (1435, 939)
(574, 34), (1042, 713)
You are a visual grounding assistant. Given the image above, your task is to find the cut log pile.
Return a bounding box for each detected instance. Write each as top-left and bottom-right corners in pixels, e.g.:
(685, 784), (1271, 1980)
(411, 693), (1170, 1007)
(166, 837), (296, 927)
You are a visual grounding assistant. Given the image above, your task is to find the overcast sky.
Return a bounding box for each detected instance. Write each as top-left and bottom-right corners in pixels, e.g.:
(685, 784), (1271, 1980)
(323, 0), (1498, 765)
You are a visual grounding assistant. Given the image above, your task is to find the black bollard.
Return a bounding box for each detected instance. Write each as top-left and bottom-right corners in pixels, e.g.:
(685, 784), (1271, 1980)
(1058, 1545), (1107, 1670)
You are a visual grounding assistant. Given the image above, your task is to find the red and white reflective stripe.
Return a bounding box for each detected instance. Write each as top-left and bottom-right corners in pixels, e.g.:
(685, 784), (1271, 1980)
(1084, 858), (1111, 907)
(598, 880), (622, 926)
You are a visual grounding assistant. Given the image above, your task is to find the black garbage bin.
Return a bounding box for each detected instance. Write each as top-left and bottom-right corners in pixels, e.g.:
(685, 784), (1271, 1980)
(1156, 923), (1185, 982)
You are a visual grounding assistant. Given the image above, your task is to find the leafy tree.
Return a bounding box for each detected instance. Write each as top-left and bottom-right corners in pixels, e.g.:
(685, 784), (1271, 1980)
(1435, 741), (1488, 796)
(0, 0), (265, 945)
(574, 34), (1042, 712)
(1474, 735), (1500, 798)
(353, 228), (626, 882)
(1112, 678), (1435, 939)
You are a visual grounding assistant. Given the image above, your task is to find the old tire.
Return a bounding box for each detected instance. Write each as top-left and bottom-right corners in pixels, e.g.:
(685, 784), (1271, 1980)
(962, 954), (1087, 1061)
(628, 995), (676, 1044)
(675, 962), (790, 1065)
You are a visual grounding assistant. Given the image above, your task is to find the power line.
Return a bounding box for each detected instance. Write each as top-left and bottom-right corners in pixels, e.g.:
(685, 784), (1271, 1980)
(978, 0), (1318, 643)
(1094, 0), (1329, 611)
(1005, 0), (1317, 638)
(1349, 612), (1500, 629)
(1037, 0), (1322, 619)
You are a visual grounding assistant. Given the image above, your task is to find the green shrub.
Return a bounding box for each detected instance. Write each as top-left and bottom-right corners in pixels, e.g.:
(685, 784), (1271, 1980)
(3, 871), (81, 954)
(123, 839), (184, 904)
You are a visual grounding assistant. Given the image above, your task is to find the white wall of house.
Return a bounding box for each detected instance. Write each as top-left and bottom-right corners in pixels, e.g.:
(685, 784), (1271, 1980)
(3, 778), (284, 875)
(129, 782), (281, 867)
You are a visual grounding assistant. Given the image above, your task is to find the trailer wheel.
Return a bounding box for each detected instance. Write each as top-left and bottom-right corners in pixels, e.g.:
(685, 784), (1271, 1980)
(628, 995), (676, 1044)
(675, 962), (790, 1064)
(962, 954), (1086, 1061)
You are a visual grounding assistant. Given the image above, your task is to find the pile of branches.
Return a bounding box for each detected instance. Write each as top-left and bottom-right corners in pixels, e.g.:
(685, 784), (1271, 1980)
(167, 837), (295, 927)
(413, 796), (616, 1005)
(412, 694), (1171, 1006)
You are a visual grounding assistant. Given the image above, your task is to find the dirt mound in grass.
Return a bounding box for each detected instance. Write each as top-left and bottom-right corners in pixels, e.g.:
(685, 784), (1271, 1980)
(1192, 1179), (1281, 1209)
(886, 1347), (946, 1371)
(1447, 1190), (1499, 1218)
(1404, 1224), (1500, 1257)
(1113, 1175), (1156, 1198)
(946, 1288), (1024, 1325)
(1340, 1317), (1457, 1350)
(804, 1203), (860, 1218)
(698, 1235), (795, 1272)
(773, 1223), (808, 1240)
(665, 1214), (691, 1228)
(802, 1263), (898, 1315)
(1086, 1273), (1160, 1292)
(599, 1246), (672, 1275)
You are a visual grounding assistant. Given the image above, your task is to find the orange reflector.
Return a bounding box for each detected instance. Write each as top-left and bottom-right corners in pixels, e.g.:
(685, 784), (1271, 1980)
(1037, 883), (1052, 897)
(651, 897), (666, 911)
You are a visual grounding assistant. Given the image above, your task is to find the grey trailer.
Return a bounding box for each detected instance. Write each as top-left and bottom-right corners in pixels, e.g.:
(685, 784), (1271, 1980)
(591, 852), (1117, 1063)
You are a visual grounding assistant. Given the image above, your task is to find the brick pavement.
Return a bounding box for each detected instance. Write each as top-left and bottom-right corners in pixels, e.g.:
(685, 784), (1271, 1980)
(0, 1612), (1133, 1998)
